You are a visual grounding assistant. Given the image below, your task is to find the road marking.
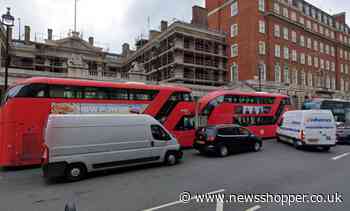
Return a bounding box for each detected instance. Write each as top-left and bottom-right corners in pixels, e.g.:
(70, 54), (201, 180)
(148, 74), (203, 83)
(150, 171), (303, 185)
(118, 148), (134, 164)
(332, 152), (350, 160)
(246, 205), (262, 211)
(216, 200), (224, 211)
(143, 189), (225, 211)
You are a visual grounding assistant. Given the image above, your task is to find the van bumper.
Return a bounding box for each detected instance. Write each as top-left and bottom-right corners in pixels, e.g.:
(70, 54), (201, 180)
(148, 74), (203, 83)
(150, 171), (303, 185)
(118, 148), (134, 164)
(42, 162), (67, 179)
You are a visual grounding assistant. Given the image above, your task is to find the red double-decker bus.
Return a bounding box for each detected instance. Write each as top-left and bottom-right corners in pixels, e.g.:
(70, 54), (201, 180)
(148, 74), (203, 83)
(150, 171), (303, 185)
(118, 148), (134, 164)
(198, 91), (293, 138)
(0, 77), (195, 167)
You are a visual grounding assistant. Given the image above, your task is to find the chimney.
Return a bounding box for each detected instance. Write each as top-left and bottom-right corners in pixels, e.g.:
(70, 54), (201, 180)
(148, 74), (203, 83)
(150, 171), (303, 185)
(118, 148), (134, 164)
(149, 30), (161, 40)
(161, 20), (168, 32)
(24, 25), (31, 43)
(48, 29), (53, 41)
(122, 43), (130, 56)
(88, 36), (94, 46)
(191, 6), (208, 28)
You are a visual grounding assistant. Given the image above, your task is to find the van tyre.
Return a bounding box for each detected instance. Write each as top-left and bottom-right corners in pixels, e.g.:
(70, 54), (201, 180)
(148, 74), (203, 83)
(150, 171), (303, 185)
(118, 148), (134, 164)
(164, 152), (177, 166)
(322, 146), (331, 152)
(252, 142), (262, 152)
(218, 145), (229, 157)
(293, 140), (302, 150)
(65, 163), (87, 182)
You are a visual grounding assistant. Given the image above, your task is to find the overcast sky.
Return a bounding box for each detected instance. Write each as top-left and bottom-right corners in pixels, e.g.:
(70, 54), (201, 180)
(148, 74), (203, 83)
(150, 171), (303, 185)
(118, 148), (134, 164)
(0, 0), (349, 53)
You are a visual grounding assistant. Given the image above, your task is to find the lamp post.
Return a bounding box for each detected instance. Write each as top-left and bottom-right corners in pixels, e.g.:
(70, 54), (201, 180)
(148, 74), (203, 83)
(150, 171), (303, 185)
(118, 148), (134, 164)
(1, 7), (14, 91)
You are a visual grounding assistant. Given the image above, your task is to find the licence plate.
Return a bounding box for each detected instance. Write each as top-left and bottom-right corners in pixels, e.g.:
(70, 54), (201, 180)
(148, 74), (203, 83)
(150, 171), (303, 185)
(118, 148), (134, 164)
(196, 140), (205, 144)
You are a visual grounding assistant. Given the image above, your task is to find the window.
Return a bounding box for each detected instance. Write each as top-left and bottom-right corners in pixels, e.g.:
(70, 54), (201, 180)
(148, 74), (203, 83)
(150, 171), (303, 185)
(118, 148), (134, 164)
(291, 11), (297, 22)
(283, 27), (289, 40)
(331, 47), (335, 57)
(326, 60), (330, 71)
(300, 53), (306, 64)
(292, 50), (297, 62)
(274, 3), (280, 14)
(151, 125), (171, 141)
(306, 20), (311, 29)
(258, 63), (266, 81)
(320, 59), (325, 69)
(307, 55), (312, 66)
(313, 40), (318, 51)
(313, 23), (318, 32)
(340, 49), (344, 59)
(308, 72), (313, 87)
(258, 0), (265, 12)
(231, 63), (239, 81)
(284, 46), (289, 60)
(300, 35), (305, 47)
(274, 25), (281, 37)
(231, 24), (238, 37)
(299, 16), (305, 25)
(275, 63), (281, 82)
(283, 7), (289, 18)
(326, 75), (331, 89)
(175, 116), (195, 131)
(319, 25), (324, 34)
(293, 69), (298, 85)
(275, 45), (281, 58)
(331, 77), (336, 90)
(307, 38), (312, 49)
(258, 41), (266, 55)
(49, 85), (82, 99)
(291, 31), (297, 43)
(84, 87), (109, 99)
(314, 57), (319, 68)
(301, 71), (306, 86)
(325, 45), (330, 55)
(259, 20), (266, 33)
(341, 64), (344, 73)
(231, 44), (238, 57)
(129, 90), (159, 101)
(320, 42), (324, 53)
(331, 62), (335, 72)
(284, 64), (290, 83)
(16, 84), (48, 98)
(231, 1), (238, 16)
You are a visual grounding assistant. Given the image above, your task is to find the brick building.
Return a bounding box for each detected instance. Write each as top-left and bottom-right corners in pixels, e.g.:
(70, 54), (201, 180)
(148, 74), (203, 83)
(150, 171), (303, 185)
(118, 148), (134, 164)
(206, 0), (350, 107)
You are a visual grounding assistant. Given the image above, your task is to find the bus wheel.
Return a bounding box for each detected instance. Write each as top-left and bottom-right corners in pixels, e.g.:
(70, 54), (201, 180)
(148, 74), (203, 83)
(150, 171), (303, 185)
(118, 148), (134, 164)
(165, 152), (177, 166)
(218, 145), (229, 157)
(65, 163), (87, 182)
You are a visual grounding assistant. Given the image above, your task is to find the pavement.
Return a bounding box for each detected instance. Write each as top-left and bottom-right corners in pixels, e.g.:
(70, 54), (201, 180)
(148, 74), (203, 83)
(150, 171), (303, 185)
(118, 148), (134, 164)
(1, 140), (350, 211)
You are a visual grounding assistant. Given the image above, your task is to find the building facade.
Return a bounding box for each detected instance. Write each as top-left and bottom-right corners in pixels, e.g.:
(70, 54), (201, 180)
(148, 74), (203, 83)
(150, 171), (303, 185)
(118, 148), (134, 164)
(125, 7), (228, 87)
(206, 0), (350, 107)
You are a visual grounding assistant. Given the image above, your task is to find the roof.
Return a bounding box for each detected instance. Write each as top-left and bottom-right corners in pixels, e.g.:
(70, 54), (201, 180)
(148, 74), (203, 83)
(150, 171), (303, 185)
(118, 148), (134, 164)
(15, 77), (192, 92)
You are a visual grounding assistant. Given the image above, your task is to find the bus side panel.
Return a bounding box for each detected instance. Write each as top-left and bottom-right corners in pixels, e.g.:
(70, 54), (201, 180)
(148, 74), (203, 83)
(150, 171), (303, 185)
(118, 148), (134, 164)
(247, 125), (278, 138)
(163, 102), (195, 148)
(207, 104), (234, 125)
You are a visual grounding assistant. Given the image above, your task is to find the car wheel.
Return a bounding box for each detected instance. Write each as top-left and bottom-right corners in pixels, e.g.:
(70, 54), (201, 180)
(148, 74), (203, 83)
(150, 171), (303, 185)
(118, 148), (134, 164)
(252, 142), (262, 152)
(165, 152), (177, 166)
(65, 163), (86, 182)
(218, 145), (229, 157)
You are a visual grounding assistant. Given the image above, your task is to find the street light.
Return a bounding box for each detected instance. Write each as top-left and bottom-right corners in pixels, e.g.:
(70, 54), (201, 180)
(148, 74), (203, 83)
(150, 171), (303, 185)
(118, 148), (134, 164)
(1, 7), (14, 91)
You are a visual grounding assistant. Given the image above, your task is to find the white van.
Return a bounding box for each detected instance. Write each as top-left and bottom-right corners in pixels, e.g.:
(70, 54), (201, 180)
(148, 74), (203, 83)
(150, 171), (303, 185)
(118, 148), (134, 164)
(276, 110), (336, 151)
(42, 114), (182, 181)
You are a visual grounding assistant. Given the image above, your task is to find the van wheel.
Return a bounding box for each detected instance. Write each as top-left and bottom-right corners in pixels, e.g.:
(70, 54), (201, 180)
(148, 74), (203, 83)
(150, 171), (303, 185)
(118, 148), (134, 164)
(218, 145), (229, 157)
(252, 142), (262, 152)
(293, 140), (302, 150)
(65, 164), (87, 182)
(322, 146), (331, 152)
(164, 152), (177, 166)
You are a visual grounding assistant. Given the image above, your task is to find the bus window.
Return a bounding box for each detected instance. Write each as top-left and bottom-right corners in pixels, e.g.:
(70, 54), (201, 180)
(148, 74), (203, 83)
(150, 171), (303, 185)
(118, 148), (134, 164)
(49, 85), (83, 99)
(175, 116), (195, 131)
(0, 84), (24, 105)
(129, 90), (158, 101)
(84, 87), (109, 99)
(16, 84), (48, 98)
(109, 88), (128, 100)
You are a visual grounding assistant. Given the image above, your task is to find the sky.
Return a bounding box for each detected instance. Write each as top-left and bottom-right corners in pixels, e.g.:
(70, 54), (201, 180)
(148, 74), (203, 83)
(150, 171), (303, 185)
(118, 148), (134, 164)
(0, 0), (349, 53)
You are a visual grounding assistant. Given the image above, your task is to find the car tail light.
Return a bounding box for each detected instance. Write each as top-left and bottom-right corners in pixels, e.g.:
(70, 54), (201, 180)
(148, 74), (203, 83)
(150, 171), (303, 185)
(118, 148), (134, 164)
(207, 136), (215, 142)
(300, 130), (305, 141)
(41, 144), (49, 164)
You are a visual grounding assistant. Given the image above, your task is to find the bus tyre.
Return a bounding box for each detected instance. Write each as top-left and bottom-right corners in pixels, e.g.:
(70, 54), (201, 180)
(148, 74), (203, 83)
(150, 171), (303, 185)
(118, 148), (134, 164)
(65, 163), (86, 182)
(218, 145), (229, 157)
(165, 152), (177, 166)
(252, 142), (262, 152)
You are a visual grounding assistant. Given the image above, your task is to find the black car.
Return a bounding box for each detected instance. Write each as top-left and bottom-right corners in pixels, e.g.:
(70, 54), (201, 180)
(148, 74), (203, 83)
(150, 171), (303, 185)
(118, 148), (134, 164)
(336, 123), (350, 144)
(193, 124), (262, 157)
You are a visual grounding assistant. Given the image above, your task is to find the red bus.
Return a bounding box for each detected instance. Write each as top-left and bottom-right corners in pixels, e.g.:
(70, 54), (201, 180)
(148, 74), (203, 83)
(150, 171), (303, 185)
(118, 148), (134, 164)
(0, 77), (195, 167)
(198, 91), (293, 138)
